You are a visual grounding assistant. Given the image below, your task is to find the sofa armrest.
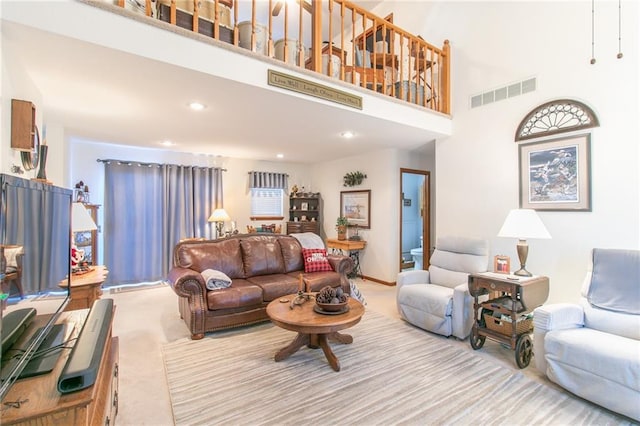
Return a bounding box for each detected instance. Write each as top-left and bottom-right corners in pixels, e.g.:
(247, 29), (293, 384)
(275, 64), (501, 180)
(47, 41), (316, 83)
(167, 267), (207, 298)
(327, 254), (354, 276)
(452, 282), (473, 340)
(533, 303), (585, 332)
(533, 303), (585, 374)
(396, 270), (430, 291)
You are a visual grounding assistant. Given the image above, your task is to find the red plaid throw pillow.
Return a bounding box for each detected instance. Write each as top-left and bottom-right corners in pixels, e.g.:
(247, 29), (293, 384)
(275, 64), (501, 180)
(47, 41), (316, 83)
(302, 248), (333, 273)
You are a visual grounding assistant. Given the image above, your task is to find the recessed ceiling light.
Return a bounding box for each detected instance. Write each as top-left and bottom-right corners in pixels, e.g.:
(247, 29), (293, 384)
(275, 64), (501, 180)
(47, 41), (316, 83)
(276, 153), (284, 159)
(189, 102), (206, 111)
(161, 140), (175, 146)
(340, 131), (355, 139)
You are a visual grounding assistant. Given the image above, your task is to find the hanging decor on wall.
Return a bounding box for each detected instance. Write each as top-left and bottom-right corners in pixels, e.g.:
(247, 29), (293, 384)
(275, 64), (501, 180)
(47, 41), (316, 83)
(515, 99), (599, 141)
(343, 171), (367, 187)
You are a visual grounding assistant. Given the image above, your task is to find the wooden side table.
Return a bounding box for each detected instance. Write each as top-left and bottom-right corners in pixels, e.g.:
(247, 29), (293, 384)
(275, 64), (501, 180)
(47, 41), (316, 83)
(59, 265), (109, 311)
(468, 272), (549, 368)
(326, 239), (366, 279)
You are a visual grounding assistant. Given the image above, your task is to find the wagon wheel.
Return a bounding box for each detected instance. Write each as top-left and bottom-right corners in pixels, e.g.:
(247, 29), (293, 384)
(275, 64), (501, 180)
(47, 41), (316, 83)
(469, 325), (485, 349)
(515, 334), (533, 368)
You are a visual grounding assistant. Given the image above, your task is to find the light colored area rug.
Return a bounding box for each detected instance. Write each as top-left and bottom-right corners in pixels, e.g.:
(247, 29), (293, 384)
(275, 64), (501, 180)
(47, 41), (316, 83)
(162, 311), (631, 426)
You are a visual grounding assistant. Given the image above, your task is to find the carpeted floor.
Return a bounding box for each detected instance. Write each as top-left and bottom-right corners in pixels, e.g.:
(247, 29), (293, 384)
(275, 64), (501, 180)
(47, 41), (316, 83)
(162, 310), (631, 426)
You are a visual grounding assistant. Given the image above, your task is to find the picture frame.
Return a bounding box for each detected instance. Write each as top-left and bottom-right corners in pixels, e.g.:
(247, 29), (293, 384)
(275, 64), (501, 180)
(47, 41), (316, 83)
(340, 190), (371, 229)
(493, 255), (511, 274)
(519, 134), (591, 211)
(300, 202), (308, 211)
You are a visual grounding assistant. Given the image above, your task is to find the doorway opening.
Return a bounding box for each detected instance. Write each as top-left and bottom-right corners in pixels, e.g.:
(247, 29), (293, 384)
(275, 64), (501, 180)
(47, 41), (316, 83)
(400, 168), (430, 272)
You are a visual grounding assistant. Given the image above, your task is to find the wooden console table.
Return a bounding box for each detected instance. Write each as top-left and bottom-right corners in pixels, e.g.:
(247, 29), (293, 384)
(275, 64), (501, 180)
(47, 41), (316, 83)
(58, 266), (109, 311)
(326, 239), (366, 279)
(1, 309), (119, 425)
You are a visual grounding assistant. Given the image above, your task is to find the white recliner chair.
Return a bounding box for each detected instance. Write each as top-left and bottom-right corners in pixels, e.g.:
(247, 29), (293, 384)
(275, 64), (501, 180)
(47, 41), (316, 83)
(533, 248), (640, 422)
(396, 236), (488, 340)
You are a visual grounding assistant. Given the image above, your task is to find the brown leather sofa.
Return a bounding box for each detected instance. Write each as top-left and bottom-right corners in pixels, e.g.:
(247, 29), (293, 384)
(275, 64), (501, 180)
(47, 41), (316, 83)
(167, 234), (354, 339)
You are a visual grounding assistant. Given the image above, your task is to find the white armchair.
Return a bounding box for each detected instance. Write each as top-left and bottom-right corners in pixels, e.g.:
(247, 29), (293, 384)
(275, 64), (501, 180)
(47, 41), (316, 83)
(533, 248), (640, 421)
(396, 236), (488, 340)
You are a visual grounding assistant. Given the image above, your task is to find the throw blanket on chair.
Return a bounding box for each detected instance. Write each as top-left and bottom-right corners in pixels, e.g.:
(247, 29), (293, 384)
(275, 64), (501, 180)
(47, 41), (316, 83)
(290, 232), (325, 249)
(201, 269), (232, 290)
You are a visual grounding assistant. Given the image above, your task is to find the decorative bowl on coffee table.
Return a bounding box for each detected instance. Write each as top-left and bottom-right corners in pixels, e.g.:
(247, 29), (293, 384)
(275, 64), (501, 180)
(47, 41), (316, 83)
(316, 300), (348, 312)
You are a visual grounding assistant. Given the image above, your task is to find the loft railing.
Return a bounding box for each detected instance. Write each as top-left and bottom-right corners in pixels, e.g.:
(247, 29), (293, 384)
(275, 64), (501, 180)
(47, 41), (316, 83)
(113, 0), (450, 114)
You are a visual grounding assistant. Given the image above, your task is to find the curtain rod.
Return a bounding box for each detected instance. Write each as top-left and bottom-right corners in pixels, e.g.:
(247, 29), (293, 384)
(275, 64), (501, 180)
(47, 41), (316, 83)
(97, 159), (226, 171)
(248, 171), (289, 177)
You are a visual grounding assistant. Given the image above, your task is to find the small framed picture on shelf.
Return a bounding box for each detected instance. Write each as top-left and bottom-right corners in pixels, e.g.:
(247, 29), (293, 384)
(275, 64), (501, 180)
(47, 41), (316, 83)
(494, 255), (511, 274)
(300, 202), (308, 211)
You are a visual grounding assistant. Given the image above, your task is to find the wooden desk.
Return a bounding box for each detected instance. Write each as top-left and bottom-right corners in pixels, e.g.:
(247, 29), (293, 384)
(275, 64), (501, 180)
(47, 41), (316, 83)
(59, 266), (109, 311)
(1, 309), (119, 425)
(326, 239), (366, 279)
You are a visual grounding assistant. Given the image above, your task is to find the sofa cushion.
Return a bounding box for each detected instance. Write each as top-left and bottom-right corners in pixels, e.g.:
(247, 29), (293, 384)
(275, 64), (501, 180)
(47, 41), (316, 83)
(206, 280), (263, 310)
(241, 237), (286, 277)
(545, 327), (640, 392)
(175, 238), (245, 279)
(397, 284), (454, 317)
(247, 274), (300, 302)
(302, 248), (333, 273)
(279, 236), (305, 272)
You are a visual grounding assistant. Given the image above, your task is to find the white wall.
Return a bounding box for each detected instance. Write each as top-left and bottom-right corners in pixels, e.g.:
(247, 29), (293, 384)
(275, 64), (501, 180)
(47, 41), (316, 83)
(313, 148), (400, 283)
(381, 1), (640, 303)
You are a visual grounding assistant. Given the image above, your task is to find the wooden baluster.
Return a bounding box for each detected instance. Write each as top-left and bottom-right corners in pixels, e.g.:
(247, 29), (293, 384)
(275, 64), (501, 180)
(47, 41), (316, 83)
(350, 9), (356, 85)
(233, 0), (239, 46)
(389, 26), (395, 96)
(340, 1), (345, 81)
(170, 0), (176, 25)
(193, 0), (199, 35)
(214, 0), (220, 40)
(284, 1), (289, 61)
(118, 0), (124, 7)
(251, 0), (256, 52)
(360, 13), (370, 91)
(298, 0), (304, 67)
(145, 0), (152, 17)
(328, 0), (333, 77)
(441, 40), (450, 114)
(311, 0), (322, 72)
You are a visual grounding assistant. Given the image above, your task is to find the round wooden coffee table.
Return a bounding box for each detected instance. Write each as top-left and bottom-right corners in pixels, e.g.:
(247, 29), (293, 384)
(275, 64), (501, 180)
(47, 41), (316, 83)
(266, 294), (365, 371)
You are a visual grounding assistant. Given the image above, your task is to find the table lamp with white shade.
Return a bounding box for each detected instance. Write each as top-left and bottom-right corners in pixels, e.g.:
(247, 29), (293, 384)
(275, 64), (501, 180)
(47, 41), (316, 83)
(208, 208), (230, 239)
(497, 209), (551, 277)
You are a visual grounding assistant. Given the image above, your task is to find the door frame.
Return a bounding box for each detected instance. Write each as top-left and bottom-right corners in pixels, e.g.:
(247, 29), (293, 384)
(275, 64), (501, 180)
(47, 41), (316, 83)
(399, 168), (430, 271)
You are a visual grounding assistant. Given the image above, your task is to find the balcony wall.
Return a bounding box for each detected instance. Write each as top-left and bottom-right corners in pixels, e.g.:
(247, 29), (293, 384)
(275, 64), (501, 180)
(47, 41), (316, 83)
(113, 0), (450, 114)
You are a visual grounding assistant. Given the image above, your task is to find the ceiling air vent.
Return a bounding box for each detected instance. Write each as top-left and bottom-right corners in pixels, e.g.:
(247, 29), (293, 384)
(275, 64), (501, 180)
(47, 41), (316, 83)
(470, 77), (537, 109)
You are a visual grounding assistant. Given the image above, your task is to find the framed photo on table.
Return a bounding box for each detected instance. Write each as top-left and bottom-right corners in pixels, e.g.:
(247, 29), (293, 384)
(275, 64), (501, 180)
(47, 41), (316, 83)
(493, 255), (510, 274)
(340, 190), (371, 229)
(519, 134), (591, 211)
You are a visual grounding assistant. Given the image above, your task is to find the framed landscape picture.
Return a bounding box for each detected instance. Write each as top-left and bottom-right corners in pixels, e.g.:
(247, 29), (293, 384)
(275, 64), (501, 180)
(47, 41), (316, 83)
(340, 190), (371, 228)
(519, 134), (591, 211)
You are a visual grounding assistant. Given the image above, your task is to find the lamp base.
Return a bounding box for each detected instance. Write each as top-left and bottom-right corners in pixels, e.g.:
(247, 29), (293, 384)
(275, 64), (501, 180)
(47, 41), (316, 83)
(513, 267), (532, 277)
(514, 239), (532, 277)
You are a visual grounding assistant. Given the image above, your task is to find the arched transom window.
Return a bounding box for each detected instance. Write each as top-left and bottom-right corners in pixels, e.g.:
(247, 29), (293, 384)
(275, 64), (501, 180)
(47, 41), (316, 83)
(515, 99), (599, 141)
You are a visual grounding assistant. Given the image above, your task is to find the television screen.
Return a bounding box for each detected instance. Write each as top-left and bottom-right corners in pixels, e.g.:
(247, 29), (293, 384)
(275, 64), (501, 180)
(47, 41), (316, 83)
(0, 174), (72, 400)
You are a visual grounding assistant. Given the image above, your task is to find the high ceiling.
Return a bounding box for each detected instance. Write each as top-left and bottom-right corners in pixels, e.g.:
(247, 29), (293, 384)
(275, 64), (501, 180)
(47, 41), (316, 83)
(2, 1), (445, 164)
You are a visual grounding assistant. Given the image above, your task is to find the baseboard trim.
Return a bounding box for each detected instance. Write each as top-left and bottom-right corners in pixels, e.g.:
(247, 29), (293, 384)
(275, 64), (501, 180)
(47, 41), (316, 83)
(361, 275), (396, 286)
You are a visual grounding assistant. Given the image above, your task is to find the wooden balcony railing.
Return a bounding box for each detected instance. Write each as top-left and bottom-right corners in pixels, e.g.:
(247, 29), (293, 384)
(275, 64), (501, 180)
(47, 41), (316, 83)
(113, 0), (450, 114)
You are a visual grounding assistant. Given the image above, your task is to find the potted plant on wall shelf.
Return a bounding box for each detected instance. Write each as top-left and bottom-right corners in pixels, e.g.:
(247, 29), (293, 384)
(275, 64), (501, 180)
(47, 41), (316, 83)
(336, 216), (349, 240)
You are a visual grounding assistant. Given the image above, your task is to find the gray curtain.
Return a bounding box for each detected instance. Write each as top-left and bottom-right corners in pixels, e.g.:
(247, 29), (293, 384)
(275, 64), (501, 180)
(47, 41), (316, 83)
(249, 171), (288, 189)
(103, 161), (223, 286)
(1, 174), (71, 293)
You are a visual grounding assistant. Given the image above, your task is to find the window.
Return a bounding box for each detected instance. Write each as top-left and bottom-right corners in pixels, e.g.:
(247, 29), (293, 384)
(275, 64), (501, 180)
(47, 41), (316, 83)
(250, 188), (284, 219)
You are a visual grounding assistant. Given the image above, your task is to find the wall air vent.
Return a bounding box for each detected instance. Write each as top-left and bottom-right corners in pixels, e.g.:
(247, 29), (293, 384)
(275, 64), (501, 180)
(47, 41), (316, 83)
(470, 77), (537, 109)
